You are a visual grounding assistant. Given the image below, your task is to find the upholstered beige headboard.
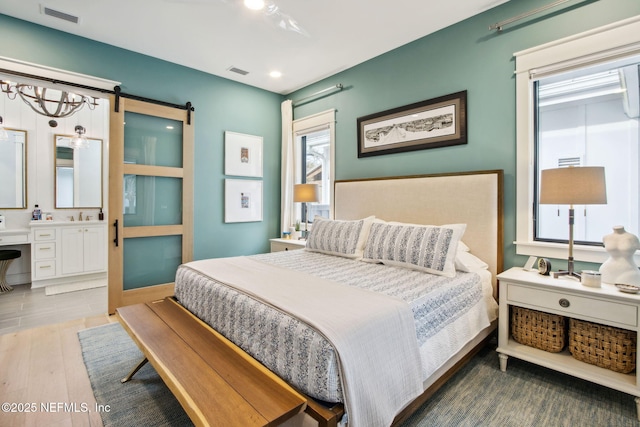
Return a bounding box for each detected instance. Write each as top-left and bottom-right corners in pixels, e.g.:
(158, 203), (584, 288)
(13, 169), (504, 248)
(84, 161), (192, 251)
(334, 170), (503, 288)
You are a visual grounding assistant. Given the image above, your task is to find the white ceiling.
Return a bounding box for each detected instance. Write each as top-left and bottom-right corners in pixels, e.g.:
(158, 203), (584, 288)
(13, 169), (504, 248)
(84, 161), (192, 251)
(0, 0), (509, 94)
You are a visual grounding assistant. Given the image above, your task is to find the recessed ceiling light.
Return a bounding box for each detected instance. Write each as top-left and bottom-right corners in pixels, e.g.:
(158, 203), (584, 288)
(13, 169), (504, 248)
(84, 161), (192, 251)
(244, 0), (265, 11)
(270, 71), (282, 78)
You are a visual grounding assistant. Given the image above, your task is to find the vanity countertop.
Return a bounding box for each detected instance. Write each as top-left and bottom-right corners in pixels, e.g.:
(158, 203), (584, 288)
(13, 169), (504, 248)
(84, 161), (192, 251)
(29, 220), (106, 227)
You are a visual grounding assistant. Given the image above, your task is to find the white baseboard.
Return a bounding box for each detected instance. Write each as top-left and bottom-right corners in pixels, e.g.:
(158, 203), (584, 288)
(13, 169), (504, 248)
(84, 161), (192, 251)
(45, 279), (107, 296)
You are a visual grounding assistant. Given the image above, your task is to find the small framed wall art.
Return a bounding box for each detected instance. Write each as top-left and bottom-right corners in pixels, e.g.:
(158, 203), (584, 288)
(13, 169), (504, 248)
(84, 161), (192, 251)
(224, 179), (263, 223)
(224, 131), (263, 177)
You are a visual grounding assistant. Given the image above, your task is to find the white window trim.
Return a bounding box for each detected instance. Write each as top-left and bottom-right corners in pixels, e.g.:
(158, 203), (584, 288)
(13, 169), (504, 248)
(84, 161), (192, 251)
(514, 15), (640, 264)
(292, 109), (336, 218)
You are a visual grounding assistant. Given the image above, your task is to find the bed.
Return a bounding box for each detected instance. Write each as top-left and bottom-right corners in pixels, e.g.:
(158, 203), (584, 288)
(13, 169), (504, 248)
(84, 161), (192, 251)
(174, 170), (503, 427)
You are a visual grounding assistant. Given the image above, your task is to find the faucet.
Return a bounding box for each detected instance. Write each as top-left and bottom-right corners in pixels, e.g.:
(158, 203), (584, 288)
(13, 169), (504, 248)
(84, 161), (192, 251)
(78, 212), (83, 221)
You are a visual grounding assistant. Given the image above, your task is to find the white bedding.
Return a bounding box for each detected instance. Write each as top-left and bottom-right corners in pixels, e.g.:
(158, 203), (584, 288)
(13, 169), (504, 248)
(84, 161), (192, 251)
(419, 268), (497, 380)
(175, 250), (497, 426)
(184, 256), (423, 427)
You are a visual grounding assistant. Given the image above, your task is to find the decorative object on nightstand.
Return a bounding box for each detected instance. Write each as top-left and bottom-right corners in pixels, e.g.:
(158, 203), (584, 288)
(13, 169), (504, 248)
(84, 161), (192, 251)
(523, 255), (537, 271)
(293, 220), (301, 239)
(539, 166), (607, 279)
(537, 257), (551, 276)
(616, 284), (640, 294)
(293, 183), (319, 239)
(599, 226), (640, 286)
(580, 270), (601, 288)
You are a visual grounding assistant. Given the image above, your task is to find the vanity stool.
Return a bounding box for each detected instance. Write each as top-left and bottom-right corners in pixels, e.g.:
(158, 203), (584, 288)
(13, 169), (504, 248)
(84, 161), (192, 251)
(0, 250), (21, 293)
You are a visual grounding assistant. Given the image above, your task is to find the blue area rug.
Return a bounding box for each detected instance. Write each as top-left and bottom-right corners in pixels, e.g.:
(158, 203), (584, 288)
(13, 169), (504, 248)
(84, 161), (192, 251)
(78, 322), (192, 426)
(401, 342), (639, 427)
(79, 322), (639, 426)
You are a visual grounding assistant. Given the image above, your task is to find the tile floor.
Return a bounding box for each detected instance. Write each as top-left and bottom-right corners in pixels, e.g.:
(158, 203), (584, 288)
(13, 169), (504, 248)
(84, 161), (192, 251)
(0, 283), (107, 335)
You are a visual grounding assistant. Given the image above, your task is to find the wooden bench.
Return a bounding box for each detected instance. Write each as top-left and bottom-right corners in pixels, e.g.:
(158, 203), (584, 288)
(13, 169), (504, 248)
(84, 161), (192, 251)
(116, 297), (308, 427)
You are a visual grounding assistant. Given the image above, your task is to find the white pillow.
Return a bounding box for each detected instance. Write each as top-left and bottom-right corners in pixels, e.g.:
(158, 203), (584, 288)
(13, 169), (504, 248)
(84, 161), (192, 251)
(306, 216), (375, 259)
(363, 221), (466, 277)
(455, 251), (489, 272)
(457, 241), (470, 252)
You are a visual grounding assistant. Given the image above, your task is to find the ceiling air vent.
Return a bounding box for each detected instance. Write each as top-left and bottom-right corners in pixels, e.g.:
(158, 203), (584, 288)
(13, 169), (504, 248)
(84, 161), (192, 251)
(228, 67), (249, 76)
(41, 6), (80, 24)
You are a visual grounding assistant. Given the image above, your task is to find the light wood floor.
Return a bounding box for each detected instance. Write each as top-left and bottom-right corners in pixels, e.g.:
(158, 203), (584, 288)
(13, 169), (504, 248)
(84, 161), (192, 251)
(0, 314), (116, 427)
(0, 283), (107, 335)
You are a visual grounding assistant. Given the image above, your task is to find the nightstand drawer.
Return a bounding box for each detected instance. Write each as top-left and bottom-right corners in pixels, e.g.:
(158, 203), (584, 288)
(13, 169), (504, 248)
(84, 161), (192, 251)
(508, 284), (637, 327)
(270, 239), (306, 252)
(271, 242), (300, 252)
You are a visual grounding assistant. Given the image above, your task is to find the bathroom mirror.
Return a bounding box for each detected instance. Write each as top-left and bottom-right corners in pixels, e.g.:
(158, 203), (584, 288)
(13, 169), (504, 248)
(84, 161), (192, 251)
(54, 134), (103, 208)
(0, 129), (27, 209)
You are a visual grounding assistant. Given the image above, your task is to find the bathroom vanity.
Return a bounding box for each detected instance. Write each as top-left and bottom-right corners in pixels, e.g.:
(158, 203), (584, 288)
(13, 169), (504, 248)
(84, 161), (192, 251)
(30, 221), (107, 288)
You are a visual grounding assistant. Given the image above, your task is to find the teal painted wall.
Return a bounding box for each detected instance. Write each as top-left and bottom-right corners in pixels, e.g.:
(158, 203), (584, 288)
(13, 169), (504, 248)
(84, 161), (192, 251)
(289, 0), (640, 271)
(0, 13), (283, 260)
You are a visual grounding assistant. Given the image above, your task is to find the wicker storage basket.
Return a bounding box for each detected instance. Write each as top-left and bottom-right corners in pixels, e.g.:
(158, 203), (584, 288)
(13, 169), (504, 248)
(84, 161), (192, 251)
(569, 318), (637, 374)
(511, 306), (566, 353)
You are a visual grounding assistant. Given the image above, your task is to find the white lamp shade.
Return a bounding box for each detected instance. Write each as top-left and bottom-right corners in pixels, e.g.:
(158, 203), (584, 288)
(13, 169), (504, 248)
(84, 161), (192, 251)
(294, 183), (320, 203)
(540, 166), (607, 205)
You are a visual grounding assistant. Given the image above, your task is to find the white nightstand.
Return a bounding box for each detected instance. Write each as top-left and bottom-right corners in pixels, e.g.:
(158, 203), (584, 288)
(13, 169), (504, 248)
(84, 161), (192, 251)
(269, 238), (306, 253)
(497, 267), (640, 419)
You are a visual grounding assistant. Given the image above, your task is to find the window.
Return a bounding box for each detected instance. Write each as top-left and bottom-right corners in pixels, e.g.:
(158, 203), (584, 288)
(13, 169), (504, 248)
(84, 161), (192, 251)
(535, 58), (640, 245)
(297, 128), (331, 221)
(292, 110), (335, 225)
(515, 17), (640, 264)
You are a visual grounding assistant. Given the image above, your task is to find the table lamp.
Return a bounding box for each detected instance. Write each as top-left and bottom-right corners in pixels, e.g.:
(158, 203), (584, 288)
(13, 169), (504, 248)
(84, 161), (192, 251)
(540, 166), (607, 279)
(294, 183), (320, 239)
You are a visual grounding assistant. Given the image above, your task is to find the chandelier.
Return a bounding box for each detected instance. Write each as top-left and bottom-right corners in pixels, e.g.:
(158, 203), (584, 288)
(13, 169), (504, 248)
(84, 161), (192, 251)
(1, 80), (98, 118)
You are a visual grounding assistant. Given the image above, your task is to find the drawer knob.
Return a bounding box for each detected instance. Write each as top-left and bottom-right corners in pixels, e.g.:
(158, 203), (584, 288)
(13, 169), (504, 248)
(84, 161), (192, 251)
(559, 298), (570, 308)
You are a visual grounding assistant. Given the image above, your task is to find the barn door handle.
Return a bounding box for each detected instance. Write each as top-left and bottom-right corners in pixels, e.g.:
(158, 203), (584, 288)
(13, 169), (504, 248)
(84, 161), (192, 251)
(113, 219), (119, 247)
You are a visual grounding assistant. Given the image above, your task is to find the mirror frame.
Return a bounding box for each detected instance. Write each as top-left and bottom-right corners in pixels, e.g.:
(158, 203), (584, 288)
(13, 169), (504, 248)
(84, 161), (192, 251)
(0, 128), (27, 209)
(54, 133), (103, 209)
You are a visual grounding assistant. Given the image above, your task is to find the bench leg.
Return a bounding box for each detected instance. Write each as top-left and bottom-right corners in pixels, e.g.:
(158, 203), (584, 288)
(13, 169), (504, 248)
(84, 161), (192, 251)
(121, 357), (148, 383)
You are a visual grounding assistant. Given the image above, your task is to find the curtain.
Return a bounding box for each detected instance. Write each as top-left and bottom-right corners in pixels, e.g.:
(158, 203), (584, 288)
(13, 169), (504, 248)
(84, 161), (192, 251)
(280, 99), (294, 234)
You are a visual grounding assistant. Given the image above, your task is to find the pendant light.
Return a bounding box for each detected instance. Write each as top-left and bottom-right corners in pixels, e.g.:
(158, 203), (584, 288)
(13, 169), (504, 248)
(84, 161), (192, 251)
(68, 125), (89, 149)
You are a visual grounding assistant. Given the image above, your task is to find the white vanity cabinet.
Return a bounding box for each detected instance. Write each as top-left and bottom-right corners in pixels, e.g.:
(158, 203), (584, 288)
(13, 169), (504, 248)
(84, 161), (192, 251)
(61, 226), (106, 275)
(32, 227), (57, 280)
(30, 221), (107, 287)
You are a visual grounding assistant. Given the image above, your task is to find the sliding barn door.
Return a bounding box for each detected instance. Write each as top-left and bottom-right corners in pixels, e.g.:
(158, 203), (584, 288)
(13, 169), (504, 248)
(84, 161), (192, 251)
(108, 95), (194, 314)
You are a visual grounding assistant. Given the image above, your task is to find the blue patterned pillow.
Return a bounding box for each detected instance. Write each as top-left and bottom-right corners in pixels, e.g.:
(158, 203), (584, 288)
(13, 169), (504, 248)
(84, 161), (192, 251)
(306, 216), (374, 259)
(363, 222), (465, 277)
